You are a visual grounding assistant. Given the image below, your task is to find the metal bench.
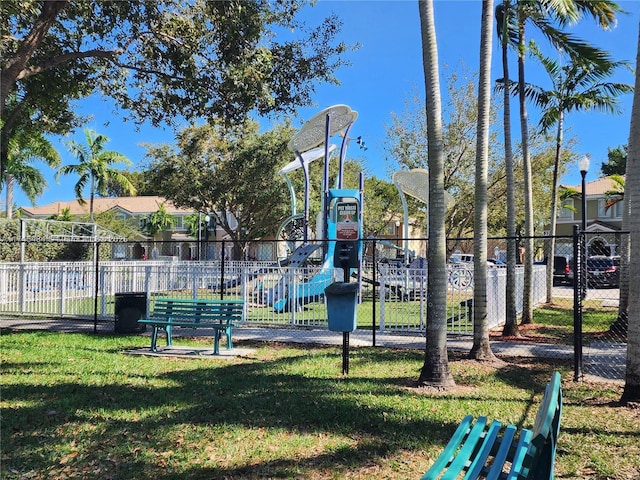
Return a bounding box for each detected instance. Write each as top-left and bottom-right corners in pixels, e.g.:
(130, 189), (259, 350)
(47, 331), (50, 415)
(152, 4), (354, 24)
(421, 371), (562, 480)
(138, 297), (244, 355)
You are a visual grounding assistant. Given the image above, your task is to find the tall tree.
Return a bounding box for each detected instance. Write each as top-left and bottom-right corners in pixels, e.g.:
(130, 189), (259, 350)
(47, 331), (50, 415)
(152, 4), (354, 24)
(1, 0), (351, 184)
(621, 19), (640, 404)
(4, 129), (60, 218)
(496, 0), (519, 336)
(57, 129), (135, 222)
(471, 0), (497, 362)
(524, 45), (632, 304)
(417, 0), (454, 388)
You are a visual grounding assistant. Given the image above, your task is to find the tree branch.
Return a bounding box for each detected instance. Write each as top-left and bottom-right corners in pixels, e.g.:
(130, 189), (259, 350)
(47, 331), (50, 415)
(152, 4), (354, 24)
(1, 0), (68, 114)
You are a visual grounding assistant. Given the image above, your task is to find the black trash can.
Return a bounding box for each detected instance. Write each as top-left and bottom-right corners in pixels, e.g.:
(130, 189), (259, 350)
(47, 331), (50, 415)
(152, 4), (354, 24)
(114, 292), (147, 333)
(324, 282), (358, 332)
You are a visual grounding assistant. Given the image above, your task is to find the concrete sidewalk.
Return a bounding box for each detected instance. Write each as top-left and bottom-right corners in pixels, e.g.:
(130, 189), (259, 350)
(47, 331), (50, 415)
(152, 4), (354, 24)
(0, 317), (624, 383)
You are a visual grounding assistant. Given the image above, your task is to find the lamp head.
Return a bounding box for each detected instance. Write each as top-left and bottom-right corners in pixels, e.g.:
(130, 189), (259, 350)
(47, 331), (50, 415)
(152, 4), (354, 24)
(579, 155), (590, 174)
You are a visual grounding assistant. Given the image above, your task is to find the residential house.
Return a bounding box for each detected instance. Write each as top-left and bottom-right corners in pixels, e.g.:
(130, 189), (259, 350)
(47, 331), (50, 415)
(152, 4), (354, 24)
(18, 196), (224, 260)
(555, 176), (625, 257)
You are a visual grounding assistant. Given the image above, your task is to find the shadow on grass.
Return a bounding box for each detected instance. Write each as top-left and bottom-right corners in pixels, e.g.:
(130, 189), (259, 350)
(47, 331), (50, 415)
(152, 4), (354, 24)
(1, 331), (562, 479)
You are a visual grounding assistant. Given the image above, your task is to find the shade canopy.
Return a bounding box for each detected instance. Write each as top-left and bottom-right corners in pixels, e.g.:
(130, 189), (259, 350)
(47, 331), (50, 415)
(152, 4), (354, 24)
(392, 169), (454, 208)
(287, 104), (358, 153)
(278, 144), (337, 175)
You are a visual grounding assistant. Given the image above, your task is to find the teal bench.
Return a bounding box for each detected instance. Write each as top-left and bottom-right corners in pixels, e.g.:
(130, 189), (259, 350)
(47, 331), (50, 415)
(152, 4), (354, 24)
(421, 371), (562, 480)
(138, 297), (244, 355)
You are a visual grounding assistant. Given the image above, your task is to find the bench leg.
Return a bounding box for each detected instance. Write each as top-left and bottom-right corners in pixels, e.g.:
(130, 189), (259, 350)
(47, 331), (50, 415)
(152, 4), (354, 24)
(165, 324), (173, 347)
(225, 326), (233, 350)
(213, 330), (221, 355)
(150, 327), (159, 352)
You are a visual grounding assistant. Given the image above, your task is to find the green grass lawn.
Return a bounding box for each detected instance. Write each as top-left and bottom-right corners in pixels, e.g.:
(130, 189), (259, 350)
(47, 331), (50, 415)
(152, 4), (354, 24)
(1, 330), (638, 479)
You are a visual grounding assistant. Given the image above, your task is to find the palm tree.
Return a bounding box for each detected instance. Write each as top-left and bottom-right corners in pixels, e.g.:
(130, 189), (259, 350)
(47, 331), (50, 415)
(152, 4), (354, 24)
(56, 129), (135, 222)
(496, 0), (520, 337)
(621, 19), (639, 404)
(143, 202), (177, 257)
(497, 0), (622, 323)
(143, 202), (177, 236)
(4, 130), (60, 218)
(523, 45), (631, 303)
(471, 0), (497, 361)
(417, 0), (454, 388)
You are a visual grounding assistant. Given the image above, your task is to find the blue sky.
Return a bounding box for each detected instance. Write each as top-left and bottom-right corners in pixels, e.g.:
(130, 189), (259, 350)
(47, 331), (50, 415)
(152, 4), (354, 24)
(12, 0), (640, 209)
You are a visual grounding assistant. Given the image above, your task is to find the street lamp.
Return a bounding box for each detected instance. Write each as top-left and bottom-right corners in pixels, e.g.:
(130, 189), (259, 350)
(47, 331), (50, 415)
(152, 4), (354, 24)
(579, 155), (590, 234)
(574, 154), (589, 381)
(579, 155), (590, 298)
(204, 214), (210, 260)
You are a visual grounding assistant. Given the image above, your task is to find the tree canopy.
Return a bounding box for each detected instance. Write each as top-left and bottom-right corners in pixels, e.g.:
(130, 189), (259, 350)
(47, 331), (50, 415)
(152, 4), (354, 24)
(144, 120), (294, 248)
(601, 145), (628, 176)
(1, 0), (352, 188)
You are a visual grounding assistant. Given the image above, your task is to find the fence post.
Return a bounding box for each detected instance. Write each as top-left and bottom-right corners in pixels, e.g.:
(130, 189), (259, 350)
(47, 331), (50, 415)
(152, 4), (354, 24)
(572, 225), (583, 381)
(372, 239), (377, 346)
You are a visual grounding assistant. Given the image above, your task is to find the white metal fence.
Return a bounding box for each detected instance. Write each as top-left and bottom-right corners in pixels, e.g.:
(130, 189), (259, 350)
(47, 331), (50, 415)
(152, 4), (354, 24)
(0, 260), (547, 335)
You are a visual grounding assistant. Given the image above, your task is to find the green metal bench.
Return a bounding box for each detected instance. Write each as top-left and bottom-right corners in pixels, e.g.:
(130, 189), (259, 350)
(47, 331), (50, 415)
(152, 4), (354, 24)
(138, 297), (244, 355)
(421, 371), (562, 480)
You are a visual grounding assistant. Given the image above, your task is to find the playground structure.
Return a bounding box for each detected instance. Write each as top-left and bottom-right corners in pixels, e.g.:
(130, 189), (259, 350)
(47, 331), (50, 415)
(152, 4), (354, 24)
(258, 105), (363, 312)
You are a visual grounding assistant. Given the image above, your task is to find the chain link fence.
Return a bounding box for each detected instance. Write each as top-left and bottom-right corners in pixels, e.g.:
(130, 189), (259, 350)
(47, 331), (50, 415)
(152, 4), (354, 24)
(0, 233), (628, 382)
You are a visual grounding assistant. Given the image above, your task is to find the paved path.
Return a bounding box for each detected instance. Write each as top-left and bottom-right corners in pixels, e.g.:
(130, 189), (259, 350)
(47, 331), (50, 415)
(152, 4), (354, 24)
(1, 317), (624, 383)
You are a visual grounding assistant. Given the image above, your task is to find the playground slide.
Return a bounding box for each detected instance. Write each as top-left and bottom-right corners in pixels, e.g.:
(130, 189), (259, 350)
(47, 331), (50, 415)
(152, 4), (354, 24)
(265, 244), (335, 313)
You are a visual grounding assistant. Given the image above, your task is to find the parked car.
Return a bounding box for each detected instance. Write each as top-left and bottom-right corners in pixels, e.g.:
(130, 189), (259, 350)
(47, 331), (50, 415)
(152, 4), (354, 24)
(586, 256), (620, 288)
(450, 253), (474, 264)
(553, 255), (574, 286)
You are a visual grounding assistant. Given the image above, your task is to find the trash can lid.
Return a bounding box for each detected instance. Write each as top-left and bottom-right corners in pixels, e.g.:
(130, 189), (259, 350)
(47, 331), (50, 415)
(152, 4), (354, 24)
(324, 282), (359, 295)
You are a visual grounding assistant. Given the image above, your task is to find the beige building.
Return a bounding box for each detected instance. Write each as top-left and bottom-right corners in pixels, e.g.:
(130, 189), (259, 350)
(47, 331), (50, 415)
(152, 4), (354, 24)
(19, 196), (222, 260)
(554, 175), (625, 256)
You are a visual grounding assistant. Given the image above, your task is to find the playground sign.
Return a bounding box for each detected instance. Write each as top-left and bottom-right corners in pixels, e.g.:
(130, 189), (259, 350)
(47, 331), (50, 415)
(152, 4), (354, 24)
(335, 201), (359, 240)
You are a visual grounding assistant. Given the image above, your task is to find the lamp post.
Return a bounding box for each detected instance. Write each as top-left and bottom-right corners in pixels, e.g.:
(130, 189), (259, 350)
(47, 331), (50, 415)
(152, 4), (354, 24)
(204, 214), (210, 260)
(197, 212), (202, 261)
(574, 155), (589, 381)
(579, 155), (590, 298)
(580, 155), (589, 237)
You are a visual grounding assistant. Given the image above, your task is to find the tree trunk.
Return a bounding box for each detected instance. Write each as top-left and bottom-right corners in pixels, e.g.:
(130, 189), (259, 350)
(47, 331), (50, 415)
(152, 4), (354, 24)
(500, 0), (519, 337)
(471, 0), (497, 362)
(621, 19), (640, 404)
(417, 0), (454, 388)
(545, 112), (564, 304)
(4, 173), (14, 219)
(518, 9), (534, 325)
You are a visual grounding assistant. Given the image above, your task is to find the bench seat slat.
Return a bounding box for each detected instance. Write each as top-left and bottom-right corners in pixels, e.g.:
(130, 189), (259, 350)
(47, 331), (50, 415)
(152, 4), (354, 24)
(440, 417), (489, 480)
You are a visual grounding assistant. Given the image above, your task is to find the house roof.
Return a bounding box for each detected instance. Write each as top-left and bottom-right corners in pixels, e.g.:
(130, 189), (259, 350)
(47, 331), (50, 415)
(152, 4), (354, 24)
(19, 196), (193, 218)
(561, 175), (625, 196)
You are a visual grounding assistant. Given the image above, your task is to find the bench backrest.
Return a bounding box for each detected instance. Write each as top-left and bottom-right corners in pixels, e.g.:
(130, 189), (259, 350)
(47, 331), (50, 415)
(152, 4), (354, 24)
(152, 298), (244, 324)
(519, 371), (563, 480)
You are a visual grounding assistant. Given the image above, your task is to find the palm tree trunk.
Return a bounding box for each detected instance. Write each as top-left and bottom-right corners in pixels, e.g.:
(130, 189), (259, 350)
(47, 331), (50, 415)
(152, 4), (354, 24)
(518, 8), (534, 325)
(4, 173), (14, 219)
(417, 0), (454, 388)
(621, 20), (640, 403)
(500, 0), (519, 337)
(545, 111), (564, 304)
(471, 0), (496, 361)
(89, 174), (95, 223)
